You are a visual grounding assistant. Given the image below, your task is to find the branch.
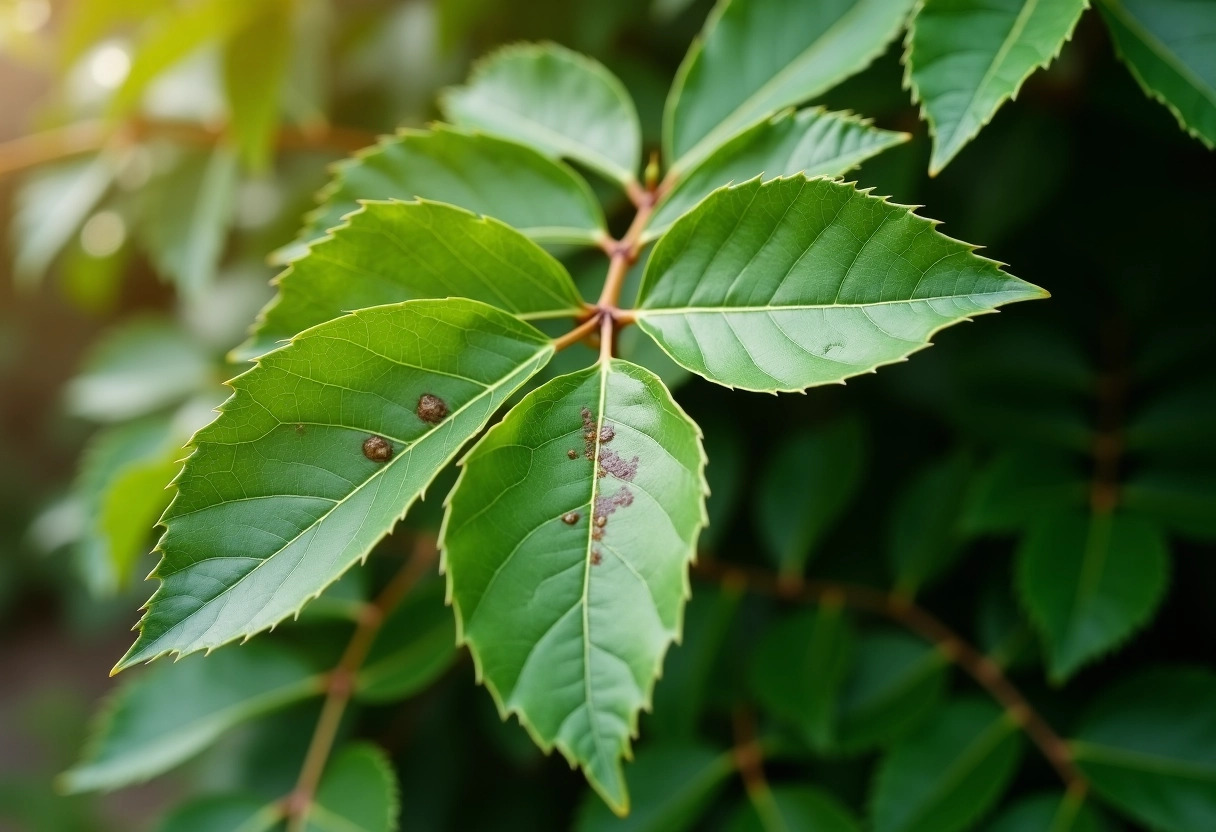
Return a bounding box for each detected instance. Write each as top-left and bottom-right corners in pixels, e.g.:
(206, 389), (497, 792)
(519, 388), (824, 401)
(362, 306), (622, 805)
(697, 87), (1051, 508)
(694, 560), (1088, 795)
(731, 707), (784, 830)
(284, 536), (438, 831)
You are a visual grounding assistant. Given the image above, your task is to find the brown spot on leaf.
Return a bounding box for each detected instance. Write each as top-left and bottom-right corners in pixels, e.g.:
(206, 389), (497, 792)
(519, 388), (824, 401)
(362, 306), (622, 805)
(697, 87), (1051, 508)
(362, 436), (393, 462)
(581, 406), (596, 459)
(595, 515), (607, 528)
(598, 449), (638, 481)
(416, 393), (448, 424)
(567, 449), (578, 460)
(294, 423), (305, 434)
(599, 424), (615, 443)
(591, 549), (602, 566)
(561, 512), (580, 525)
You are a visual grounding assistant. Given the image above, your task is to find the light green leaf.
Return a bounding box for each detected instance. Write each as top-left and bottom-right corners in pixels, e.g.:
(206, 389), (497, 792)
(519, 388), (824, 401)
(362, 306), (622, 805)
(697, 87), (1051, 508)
(356, 579), (457, 703)
(1016, 511), (1169, 682)
(115, 299), (554, 671)
(755, 419), (866, 575)
(137, 147), (240, 298)
(906, 0), (1089, 175)
(749, 605), (854, 751)
(664, 0), (915, 171)
(66, 319), (214, 423)
(961, 449), (1088, 536)
(1098, 0), (1216, 148)
(158, 795), (283, 832)
(246, 199), (585, 357)
(222, 0), (292, 171)
(986, 792), (1108, 832)
(727, 785), (862, 832)
(62, 642), (323, 793)
(278, 126), (607, 263)
(1122, 468), (1216, 541)
(13, 157), (115, 287)
(441, 43), (642, 186)
(574, 743), (733, 832)
(835, 630), (949, 754)
(647, 107), (909, 240)
(635, 175), (1046, 393)
(1072, 667), (1216, 832)
(872, 698), (1023, 832)
(888, 451), (972, 595)
(305, 743), (400, 832)
(442, 359), (708, 815)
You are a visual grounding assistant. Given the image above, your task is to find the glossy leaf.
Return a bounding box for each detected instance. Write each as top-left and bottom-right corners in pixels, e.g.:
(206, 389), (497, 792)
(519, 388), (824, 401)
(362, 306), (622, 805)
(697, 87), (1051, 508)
(986, 792), (1107, 832)
(62, 643), (322, 792)
(305, 743), (400, 832)
(1016, 511), (1169, 682)
(887, 451), (972, 594)
(278, 126), (606, 262)
(726, 786), (862, 832)
(755, 419), (865, 575)
(647, 107), (909, 239)
(1072, 667), (1216, 832)
(115, 299), (554, 671)
(574, 743), (733, 832)
(442, 359), (707, 814)
(247, 199), (585, 356)
(1098, 0), (1216, 148)
(222, 0), (292, 171)
(872, 698), (1023, 832)
(664, 0), (915, 171)
(635, 175), (1046, 393)
(441, 43), (642, 186)
(356, 579), (457, 703)
(158, 795), (282, 832)
(907, 0), (1089, 174)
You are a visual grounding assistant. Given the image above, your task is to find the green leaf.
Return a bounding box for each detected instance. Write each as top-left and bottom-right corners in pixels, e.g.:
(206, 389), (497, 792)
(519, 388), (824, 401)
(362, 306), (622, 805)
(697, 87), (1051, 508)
(1016, 511), (1169, 682)
(962, 449), (1088, 536)
(871, 698), (1023, 832)
(12, 157), (115, 287)
(115, 299), (554, 671)
(246, 199), (585, 357)
(62, 642), (323, 793)
(222, 0), (292, 171)
(158, 795), (283, 832)
(356, 578), (457, 703)
(635, 176), (1046, 393)
(137, 147), (240, 298)
(1097, 0), (1216, 148)
(887, 451), (972, 595)
(441, 43), (642, 186)
(1072, 667), (1216, 832)
(749, 605), (854, 751)
(726, 785), (862, 832)
(986, 792), (1108, 832)
(835, 630), (949, 754)
(755, 419), (866, 575)
(573, 743), (733, 832)
(906, 0), (1089, 175)
(1122, 468), (1216, 541)
(66, 319), (214, 423)
(305, 743), (400, 832)
(442, 359), (708, 815)
(278, 126), (607, 263)
(664, 0), (916, 171)
(647, 107), (909, 240)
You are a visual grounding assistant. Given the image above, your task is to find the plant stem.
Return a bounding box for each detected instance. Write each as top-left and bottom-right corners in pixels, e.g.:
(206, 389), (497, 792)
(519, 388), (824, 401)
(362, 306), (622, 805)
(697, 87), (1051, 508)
(694, 560), (1089, 796)
(284, 537), (438, 830)
(552, 314), (603, 352)
(731, 707), (785, 831)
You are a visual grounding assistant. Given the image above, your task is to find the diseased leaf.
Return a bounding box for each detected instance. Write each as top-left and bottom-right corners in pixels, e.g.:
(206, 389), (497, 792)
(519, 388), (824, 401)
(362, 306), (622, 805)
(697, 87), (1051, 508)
(441, 43), (642, 186)
(62, 643), (323, 793)
(647, 107), (909, 240)
(871, 698), (1023, 832)
(726, 785), (862, 832)
(573, 743), (733, 832)
(442, 359), (707, 814)
(223, 0), (292, 171)
(664, 0), (916, 171)
(278, 126), (607, 262)
(1098, 0), (1216, 148)
(305, 743), (400, 832)
(755, 419), (865, 575)
(907, 0), (1089, 174)
(887, 451), (972, 594)
(115, 299), (554, 671)
(635, 175), (1046, 393)
(157, 794), (282, 832)
(986, 792), (1108, 832)
(13, 157), (115, 287)
(356, 578), (457, 703)
(1016, 511), (1169, 682)
(1072, 667), (1216, 832)
(246, 199), (585, 356)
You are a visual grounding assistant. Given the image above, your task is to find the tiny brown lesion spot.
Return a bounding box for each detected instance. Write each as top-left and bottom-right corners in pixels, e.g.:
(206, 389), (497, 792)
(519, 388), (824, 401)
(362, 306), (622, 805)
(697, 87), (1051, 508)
(561, 511), (580, 525)
(598, 449), (639, 481)
(294, 423), (305, 434)
(599, 424), (615, 443)
(567, 449), (578, 460)
(416, 393), (449, 424)
(591, 549), (602, 566)
(362, 435), (393, 462)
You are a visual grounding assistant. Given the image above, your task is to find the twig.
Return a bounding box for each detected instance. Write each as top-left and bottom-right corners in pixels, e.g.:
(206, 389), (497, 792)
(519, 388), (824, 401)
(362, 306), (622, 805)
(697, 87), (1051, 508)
(732, 707), (784, 831)
(551, 313), (603, 352)
(284, 537), (438, 830)
(694, 560), (1088, 795)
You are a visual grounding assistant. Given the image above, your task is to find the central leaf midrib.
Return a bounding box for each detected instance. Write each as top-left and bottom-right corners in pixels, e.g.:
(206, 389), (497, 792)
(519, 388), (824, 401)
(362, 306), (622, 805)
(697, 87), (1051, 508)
(636, 291), (1026, 315)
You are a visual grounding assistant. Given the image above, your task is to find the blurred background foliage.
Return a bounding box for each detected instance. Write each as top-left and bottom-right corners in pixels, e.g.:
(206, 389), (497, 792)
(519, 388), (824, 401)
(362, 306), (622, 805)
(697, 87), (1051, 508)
(0, 0), (1213, 830)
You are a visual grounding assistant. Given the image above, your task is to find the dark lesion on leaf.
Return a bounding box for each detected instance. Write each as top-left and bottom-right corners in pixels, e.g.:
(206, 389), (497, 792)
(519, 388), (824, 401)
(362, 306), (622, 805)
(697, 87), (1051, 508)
(562, 511), (580, 525)
(416, 393), (449, 424)
(579, 406), (640, 562)
(362, 435), (393, 462)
